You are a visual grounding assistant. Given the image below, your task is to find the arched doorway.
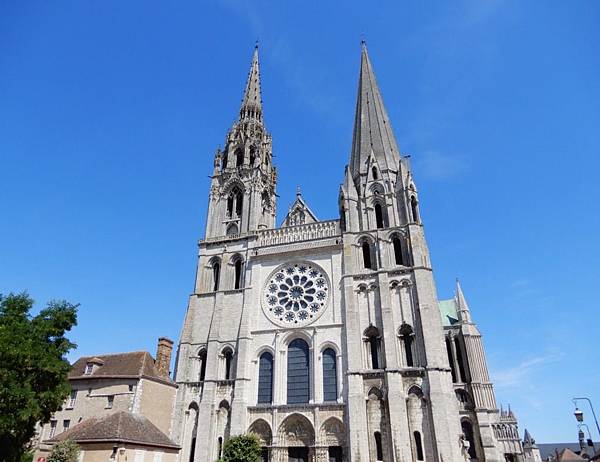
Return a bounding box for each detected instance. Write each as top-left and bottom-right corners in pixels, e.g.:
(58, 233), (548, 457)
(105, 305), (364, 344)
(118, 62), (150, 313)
(278, 414), (315, 462)
(249, 419), (272, 462)
(319, 417), (346, 462)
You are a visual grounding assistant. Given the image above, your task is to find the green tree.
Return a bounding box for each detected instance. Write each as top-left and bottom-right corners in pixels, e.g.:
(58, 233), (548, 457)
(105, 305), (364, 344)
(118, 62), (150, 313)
(47, 440), (80, 462)
(0, 293), (78, 462)
(220, 434), (262, 462)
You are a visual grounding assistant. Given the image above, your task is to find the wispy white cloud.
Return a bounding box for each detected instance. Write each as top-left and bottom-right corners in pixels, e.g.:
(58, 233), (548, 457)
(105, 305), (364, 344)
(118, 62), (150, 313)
(492, 352), (564, 388)
(415, 149), (469, 180)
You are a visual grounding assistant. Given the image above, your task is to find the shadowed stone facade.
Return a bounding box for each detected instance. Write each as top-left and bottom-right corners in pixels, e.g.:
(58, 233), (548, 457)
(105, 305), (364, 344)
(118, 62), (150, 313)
(171, 44), (524, 462)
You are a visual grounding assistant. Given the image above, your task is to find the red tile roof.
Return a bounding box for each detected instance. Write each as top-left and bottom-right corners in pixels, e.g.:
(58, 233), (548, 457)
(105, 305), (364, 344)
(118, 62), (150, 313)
(69, 351), (173, 384)
(48, 411), (179, 449)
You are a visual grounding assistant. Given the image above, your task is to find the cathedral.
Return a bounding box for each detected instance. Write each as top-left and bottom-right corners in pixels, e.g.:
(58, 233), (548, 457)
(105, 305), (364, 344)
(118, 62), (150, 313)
(171, 44), (525, 462)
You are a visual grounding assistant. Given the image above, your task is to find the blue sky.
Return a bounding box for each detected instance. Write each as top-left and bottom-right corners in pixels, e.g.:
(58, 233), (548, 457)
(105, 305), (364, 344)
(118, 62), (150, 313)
(1, 0), (599, 443)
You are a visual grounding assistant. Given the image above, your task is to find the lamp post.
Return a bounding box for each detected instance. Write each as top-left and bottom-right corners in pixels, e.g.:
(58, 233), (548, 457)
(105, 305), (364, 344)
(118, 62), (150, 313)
(573, 397), (600, 440)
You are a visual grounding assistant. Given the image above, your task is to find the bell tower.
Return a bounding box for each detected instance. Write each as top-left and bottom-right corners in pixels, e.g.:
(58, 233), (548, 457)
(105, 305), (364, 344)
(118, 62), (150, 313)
(205, 46), (277, 239)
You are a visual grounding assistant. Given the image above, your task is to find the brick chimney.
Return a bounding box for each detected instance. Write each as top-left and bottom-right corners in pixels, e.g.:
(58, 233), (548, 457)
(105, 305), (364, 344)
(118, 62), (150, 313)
(155, 337), (174, 378)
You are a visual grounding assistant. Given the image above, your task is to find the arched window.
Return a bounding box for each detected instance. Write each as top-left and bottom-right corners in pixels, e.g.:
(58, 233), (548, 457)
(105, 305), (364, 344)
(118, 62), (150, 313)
(235, 190), (243, 217)
(233, 257), (243, 289)
(461, 420), (477, 460)
(446, 337), (457, 383)
(187, 403), (199, 462)
(322, 348), (337, 402)
(375, 203), (385, 229)
(250, 147), (257, 165)
(222, 153), (228, 170)
(399, 323), (415, 367)
(287, 339), (310, 404)
(227, 195), (234, 217)
(414, 431), (424, 461)
(455, 337), (467, 382)
(411, 196), (419, 223)
(218, 436), (223, 459)
(211, 260), (221, 292)
(375, 431), (383, 461)
(236, 148), (244, 167)
(226, 223), (238, 236)
(198, 349), (207, 382)
(372, 166), (379, 180)
(392, 234), (405, 266)
(365, 326), (381, 370)
(257, 352), (273, 404)
(223, 348), (233, 380)
(361, 240), (375, 270)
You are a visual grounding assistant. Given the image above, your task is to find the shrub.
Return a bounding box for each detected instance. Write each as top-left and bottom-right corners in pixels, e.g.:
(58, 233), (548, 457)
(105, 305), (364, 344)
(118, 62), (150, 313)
(220, 434), (262, 462)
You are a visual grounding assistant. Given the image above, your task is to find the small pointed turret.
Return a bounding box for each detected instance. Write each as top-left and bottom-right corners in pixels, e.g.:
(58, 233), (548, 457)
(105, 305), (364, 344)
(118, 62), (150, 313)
(456, 279), (472, 323)
(349, 42), (401, 181)
(240, 45), (263, 122)
(524, 429), (537, 447)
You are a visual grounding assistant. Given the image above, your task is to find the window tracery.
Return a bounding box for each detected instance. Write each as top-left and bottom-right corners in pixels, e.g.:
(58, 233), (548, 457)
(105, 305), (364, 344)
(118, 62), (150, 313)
(262, 261), (330, 326)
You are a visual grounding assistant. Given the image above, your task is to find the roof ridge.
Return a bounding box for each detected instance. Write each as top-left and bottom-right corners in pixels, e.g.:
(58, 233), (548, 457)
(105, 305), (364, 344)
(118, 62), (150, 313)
(77, 350), (149, 359)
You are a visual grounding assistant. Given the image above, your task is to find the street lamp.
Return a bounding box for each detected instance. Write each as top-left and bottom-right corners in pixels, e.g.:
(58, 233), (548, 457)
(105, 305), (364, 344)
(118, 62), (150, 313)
(573, 397), (600, 440)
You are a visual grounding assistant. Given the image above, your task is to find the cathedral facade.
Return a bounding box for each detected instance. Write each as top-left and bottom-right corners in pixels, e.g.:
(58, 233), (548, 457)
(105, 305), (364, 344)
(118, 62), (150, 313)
(171, 44), (524, 462)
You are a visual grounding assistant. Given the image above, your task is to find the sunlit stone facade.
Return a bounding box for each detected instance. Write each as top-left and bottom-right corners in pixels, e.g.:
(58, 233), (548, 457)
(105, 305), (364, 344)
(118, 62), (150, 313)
(171, 45), (524, 462)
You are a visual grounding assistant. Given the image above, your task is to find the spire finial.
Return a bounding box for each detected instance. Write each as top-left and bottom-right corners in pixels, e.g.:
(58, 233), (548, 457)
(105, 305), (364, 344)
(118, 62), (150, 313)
(296, 185), (301, 196)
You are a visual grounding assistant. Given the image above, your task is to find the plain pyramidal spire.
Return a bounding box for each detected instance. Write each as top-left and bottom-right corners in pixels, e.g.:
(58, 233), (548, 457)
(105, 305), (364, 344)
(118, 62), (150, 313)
(349, 42), (401, 180)
(240, 45), (263, 122)
(455, 279), (472, 323)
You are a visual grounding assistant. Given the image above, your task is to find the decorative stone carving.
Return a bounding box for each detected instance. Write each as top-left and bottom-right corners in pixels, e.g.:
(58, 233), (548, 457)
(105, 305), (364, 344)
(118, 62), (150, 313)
(262, 261), (330, 327)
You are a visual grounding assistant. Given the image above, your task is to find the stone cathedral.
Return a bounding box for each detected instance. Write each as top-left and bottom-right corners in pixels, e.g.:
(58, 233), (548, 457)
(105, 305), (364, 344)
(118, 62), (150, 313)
(171, 45), (525, 462)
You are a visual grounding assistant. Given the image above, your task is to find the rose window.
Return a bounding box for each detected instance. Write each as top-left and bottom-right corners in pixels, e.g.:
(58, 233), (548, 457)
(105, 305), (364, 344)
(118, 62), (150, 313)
(262, 261), (330, 326)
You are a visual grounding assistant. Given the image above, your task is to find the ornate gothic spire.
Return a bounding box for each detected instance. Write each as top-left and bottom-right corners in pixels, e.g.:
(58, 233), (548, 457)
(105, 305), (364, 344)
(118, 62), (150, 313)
(349, 42), (401, 181)
(239, 45), (263, 122)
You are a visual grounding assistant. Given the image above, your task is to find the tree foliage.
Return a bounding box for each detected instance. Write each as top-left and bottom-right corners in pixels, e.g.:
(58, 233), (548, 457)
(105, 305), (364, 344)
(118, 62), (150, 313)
(220, 434), (262, 462)
(0, 293), (78, 462)
(48, 440), (80, 462)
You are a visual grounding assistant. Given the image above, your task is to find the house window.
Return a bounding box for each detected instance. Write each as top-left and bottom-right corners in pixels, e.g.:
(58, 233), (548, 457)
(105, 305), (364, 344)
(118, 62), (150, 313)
(84, 363), (93, 375)
(287, 339), (310, 404)
(63, 420), (70, 431)
(372, 166), (379, 180)
(106, 395), (114, 409)
(67, 390), (77, 408)
(322, 348), (338, 402)
(49, 420), (57, 438)
(257, 352), (274, 404)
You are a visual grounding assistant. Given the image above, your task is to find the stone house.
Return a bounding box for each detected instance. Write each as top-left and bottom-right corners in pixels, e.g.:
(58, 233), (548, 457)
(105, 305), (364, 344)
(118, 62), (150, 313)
(34, 338), (178, 462)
